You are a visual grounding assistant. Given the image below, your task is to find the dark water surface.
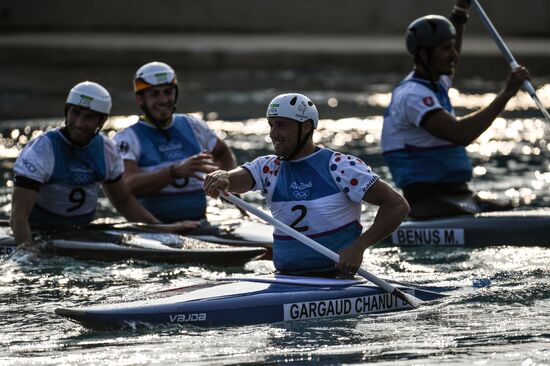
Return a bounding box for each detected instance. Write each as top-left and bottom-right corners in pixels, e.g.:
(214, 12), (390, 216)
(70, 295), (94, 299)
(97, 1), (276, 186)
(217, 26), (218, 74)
(1, 77), (550, 365)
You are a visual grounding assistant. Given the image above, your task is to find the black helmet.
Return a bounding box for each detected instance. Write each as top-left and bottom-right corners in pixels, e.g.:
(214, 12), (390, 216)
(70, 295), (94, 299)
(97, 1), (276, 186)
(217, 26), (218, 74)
(406, 15), (456, 56)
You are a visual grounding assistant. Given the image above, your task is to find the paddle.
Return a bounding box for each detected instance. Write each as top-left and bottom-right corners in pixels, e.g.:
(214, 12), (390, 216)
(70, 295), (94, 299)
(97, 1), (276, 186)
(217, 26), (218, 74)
(221, 192), (423, 309)
(471, 0), (550, 123)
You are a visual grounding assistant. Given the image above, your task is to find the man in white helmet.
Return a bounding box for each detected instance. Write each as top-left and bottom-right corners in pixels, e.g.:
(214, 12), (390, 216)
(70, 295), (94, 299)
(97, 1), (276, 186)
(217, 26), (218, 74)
(114, 61), (237, 222)
(10, 81), (198, 247)
(382, 0), (531, 219)
(204, 93), (409, 277)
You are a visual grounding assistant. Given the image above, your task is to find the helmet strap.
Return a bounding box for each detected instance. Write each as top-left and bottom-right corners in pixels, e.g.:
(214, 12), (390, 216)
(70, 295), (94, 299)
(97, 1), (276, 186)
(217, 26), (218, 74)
(137, 85), (178, 136)
(139, 107), (173, 142)
(416, 48), (433, 75)
(280, 121), (314, 161)
(416, 48), (445, 83)
(95, 116), (107, 134)
(63, 104), (106, 145)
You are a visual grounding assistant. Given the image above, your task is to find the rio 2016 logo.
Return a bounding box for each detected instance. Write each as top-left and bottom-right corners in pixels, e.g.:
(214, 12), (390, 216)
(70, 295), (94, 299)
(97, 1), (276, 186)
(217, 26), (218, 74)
(268, 103), (279, 116)
(290, 181), (312, 200)
(79, 94), (93, 106)
(154, 72), (168, 83)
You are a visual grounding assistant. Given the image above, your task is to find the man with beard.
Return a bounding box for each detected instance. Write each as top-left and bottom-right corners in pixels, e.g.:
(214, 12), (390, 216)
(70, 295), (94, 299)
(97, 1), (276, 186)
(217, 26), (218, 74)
(381, 1), (531, 219)
(10, 81), (198, 246)
(114, 62), (237, 222)
(204, 93), (410, 277)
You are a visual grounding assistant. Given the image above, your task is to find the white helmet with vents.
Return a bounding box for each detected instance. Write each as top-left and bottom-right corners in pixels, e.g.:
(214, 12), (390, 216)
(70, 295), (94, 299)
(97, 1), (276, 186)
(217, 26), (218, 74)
(133, 61), (178, 93)
(266, 93), (319, 128)
(66, 81), (112, 115)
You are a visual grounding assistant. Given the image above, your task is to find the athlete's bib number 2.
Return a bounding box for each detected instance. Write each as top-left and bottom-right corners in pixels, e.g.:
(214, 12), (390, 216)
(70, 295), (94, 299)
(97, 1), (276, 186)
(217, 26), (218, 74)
(290, 205), (309, 232)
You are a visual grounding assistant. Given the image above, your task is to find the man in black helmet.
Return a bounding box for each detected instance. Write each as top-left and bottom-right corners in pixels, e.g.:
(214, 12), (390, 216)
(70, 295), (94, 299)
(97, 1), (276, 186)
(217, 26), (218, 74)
(381, 0), (531, 219)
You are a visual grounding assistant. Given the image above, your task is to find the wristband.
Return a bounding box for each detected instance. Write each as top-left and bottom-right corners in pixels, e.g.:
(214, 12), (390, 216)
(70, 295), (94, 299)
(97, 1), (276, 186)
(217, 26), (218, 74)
(451, 9), (469, 24)
(169, 164), (179, 179)
(453, 5), (469, 13)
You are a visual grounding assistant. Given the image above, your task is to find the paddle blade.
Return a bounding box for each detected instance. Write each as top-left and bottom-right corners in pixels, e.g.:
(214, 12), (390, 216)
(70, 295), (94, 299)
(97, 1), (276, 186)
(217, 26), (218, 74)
(358, 268), (424, 308)
(392, 288), (424, 309)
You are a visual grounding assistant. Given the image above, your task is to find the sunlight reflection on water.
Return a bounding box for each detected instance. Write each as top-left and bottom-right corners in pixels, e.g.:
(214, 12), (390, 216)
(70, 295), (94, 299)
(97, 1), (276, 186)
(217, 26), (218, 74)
(2, 90), (550, 210)
(1, 85), (550, 365)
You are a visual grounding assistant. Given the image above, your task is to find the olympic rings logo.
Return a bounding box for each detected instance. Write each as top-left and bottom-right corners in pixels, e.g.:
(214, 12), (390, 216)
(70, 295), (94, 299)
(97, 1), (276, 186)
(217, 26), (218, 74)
(292, 190), (310, 200)
(73, 173), (92, 184)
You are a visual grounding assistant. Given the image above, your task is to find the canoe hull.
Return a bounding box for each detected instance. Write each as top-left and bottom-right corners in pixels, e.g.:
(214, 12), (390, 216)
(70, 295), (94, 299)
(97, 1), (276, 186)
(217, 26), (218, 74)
(0, 237), (266, 266)
(55, 276), (445, 329)
(45, 240), (266, 266)
(382, 210), (550, 246)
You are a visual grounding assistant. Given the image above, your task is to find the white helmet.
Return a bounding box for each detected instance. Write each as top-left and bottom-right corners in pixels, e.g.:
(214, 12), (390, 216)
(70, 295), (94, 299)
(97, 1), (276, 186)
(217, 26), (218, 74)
(66, 81), (112, 115)
(266, 93), (319, 128)
(133, 61), (178, 93)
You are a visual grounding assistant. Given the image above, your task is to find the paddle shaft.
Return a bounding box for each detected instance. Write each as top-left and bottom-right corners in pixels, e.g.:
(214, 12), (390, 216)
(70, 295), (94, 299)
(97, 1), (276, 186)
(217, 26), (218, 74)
(222, 192), (422, 308)
(471, 0), (550, 123)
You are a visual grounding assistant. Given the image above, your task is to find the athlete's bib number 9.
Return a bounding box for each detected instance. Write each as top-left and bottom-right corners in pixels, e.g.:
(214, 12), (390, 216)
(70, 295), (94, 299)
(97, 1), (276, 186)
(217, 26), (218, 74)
(67, 188), (86, 212)
(290, 205), (309, 232)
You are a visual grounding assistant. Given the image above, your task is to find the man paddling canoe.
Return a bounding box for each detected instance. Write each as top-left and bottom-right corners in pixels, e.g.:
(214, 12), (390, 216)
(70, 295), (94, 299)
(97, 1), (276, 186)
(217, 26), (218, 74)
(114, 62), (237, 222)
(381, 0), (531, 219)
(10, 81), (198, 247)
(204, 93), (409, 276)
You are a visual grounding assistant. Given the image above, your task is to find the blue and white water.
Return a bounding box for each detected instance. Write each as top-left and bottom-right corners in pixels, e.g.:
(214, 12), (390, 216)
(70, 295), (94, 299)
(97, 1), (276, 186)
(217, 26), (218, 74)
(1, 74), (549, 365)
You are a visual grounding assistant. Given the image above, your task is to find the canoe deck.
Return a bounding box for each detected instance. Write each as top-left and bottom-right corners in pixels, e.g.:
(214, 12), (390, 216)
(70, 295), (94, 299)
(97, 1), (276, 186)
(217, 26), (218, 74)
(187, 219), (273, 248)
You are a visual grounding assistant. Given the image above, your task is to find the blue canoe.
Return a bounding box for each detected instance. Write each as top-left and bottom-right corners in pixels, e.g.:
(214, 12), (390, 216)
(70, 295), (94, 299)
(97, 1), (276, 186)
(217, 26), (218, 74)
(55, 275), (446, 329)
